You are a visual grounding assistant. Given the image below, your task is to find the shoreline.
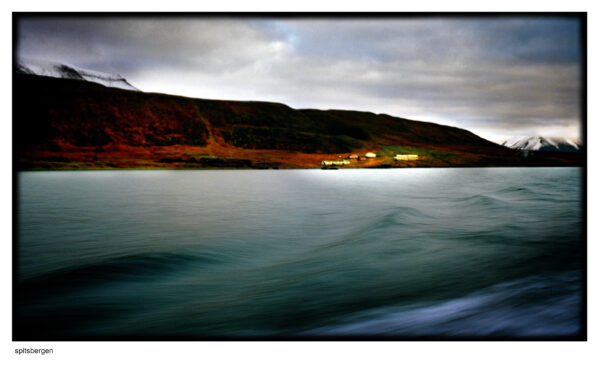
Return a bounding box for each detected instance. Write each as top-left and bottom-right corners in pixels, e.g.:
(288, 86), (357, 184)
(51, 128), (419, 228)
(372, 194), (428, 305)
(15, 164), (584, 172)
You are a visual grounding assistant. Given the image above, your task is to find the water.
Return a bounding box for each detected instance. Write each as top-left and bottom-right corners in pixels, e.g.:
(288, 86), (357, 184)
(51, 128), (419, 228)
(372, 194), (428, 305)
(15, 168), (584, 339)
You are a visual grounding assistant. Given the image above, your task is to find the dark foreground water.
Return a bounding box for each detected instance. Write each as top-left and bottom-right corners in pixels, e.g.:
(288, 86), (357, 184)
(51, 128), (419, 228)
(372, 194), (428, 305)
(15, 168), (584, 339)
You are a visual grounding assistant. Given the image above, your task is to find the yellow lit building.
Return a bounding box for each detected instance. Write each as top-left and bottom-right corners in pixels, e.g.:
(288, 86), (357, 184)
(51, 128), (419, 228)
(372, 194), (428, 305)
(394, 154), (419, 161)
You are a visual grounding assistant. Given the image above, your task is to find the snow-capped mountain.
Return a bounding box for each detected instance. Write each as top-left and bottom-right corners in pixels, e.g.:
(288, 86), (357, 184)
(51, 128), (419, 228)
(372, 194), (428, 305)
(15, 58), (139, 91)
(502, 136), (581, 152)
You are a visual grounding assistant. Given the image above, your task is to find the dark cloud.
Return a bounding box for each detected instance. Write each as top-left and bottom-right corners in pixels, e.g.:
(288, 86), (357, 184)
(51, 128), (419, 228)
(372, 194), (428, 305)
(16, 15), (583, 142)
(18, 17), (286, 74)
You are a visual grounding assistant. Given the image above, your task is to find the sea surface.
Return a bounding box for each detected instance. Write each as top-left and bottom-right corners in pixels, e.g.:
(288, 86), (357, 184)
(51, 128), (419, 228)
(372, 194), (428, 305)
(15, 168), (584, 339)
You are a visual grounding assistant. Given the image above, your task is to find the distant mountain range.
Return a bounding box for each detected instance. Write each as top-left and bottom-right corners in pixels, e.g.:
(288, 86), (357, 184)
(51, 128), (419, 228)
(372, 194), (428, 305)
(502, 136), (582, 152)
(13, 60), (582, 169)
(16, 58), (139, 91)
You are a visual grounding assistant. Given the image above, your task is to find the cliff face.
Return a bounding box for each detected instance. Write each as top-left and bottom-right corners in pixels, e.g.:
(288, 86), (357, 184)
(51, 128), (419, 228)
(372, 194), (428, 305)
(14, 74), (581, 169)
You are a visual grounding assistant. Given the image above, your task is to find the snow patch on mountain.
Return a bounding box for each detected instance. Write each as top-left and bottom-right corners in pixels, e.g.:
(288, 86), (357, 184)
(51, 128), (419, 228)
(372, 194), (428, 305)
(502, 136), (581, 152)
(16, 58), (139, 91)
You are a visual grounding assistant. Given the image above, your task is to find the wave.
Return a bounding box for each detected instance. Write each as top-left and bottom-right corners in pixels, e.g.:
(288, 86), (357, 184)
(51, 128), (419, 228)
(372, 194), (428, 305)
(304, 271), (582, 338)
(17, 250), (222, 300)
(458, 194), (510, 209)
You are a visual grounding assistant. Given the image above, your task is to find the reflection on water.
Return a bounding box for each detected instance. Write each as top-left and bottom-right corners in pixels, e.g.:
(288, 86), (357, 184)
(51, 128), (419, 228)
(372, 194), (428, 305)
(15, 168), (583, 339)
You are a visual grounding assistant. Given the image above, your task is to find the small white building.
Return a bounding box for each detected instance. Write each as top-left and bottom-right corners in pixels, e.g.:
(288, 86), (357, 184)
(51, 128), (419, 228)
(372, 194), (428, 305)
(394, 154), (419, 161)
(348, 155), (359, 159)
(322, 159), (351, 166)
(365, 152), (377, 158)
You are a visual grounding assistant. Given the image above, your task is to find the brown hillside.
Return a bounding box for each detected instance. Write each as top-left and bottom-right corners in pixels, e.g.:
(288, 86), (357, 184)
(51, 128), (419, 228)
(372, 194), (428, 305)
(13, 74), (582, 169)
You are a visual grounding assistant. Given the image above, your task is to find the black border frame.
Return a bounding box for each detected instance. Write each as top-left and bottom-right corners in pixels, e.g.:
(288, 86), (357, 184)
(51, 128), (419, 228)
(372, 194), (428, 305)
(12, 12), (588, 342)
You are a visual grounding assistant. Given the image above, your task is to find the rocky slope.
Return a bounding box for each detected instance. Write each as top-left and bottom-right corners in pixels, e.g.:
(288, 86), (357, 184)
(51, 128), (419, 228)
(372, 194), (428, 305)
(502, 136), (582, 152)
(16, 58), (139, 91)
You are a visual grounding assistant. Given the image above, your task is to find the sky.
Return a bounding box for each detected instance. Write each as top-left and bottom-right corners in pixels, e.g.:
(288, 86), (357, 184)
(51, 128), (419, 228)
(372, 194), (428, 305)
(15, 15), (584, 143)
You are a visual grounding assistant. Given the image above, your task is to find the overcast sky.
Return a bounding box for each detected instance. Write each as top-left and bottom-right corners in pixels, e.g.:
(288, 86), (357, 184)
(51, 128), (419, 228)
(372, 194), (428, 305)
(16, 15), (583, 143)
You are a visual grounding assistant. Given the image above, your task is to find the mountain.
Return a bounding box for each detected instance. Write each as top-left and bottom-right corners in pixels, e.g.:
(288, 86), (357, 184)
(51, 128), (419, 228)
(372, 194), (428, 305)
(13, 73), (582, 169)
(15, 58), (139, 91)
(502, 136), (582, 152)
